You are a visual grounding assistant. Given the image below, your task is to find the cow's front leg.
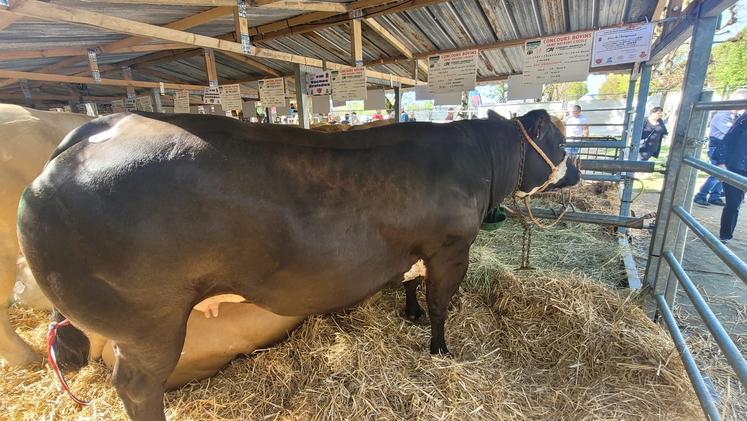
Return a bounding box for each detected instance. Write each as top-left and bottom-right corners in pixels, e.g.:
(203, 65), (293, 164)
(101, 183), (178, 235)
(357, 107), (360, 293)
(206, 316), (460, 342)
(425, 241), (470, 355)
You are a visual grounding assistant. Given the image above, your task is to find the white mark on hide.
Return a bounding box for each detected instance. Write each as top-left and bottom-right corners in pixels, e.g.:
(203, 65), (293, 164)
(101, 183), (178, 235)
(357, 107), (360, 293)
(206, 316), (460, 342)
(88, 126), (118, 143)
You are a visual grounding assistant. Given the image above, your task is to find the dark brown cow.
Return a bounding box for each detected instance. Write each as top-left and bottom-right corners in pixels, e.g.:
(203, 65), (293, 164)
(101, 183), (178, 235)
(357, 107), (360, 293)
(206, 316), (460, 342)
(18, 109), (579, 420)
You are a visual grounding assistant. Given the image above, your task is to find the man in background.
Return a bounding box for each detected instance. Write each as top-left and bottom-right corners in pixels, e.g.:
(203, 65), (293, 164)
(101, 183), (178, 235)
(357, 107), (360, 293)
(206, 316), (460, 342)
(565, 105), (589, 155)
(694, 105), (739, 206)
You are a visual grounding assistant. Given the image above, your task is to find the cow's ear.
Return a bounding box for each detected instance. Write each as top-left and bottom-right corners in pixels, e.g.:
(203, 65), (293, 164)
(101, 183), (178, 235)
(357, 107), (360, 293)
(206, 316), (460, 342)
(487, 110), (503, 120)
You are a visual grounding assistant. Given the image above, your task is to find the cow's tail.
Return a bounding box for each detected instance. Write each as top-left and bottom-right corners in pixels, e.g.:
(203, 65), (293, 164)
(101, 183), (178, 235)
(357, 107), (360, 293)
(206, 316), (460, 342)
(50, 309), (90, 372)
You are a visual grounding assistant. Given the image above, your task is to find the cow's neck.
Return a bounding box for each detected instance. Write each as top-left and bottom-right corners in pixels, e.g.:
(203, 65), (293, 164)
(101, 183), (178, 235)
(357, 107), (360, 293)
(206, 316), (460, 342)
(482, 121), (524, 213)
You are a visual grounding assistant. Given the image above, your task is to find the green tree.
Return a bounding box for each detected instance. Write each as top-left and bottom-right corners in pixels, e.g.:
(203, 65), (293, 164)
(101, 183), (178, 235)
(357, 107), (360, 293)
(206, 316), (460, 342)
(542, 81), (588, 101)
(708, 29), (747, 94)
(598, 73), (630, 98)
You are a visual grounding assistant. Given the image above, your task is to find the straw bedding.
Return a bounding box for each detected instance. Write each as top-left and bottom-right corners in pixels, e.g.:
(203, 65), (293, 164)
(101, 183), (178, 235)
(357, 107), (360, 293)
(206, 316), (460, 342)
(0, 182), (702, 420)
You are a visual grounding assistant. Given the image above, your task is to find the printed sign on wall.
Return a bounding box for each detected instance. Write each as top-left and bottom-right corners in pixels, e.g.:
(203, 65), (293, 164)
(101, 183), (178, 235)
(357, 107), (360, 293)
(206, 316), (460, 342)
(426, 49), (478, 94)
(305, 70), (332, 96)
(203, 86), (221, 105)
(173, 90), (190, 113)
(111, 99), (125, 113)
(219, 84), (243, 111)
(507, 74), (543, 101)
(258, 77), (287, 108)
(591, 22), (654, 67)
(523, 32), (594, 84)
(135, 96), (153, 112)
(332, 67), (367, 101)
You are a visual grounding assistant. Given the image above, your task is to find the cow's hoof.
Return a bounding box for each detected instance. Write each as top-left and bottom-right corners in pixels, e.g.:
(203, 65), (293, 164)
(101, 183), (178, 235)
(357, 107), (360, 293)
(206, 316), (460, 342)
(429, 341), (450, 356)
(402, 306), (424, 323)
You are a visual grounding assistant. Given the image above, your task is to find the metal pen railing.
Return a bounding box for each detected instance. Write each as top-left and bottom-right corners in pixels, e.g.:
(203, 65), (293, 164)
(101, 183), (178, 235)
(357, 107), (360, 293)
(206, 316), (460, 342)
(646, 92), (747, 420)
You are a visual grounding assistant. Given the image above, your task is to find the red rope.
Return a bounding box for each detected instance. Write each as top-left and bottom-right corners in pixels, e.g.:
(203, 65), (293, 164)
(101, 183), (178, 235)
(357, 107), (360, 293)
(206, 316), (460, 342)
(46, 319), (90, 407)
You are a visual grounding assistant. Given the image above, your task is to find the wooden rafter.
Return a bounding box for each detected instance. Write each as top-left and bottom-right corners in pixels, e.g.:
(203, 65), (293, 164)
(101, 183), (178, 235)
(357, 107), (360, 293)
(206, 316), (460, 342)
(0, 43), (187, 61)
(350, 18), (363, 66)
(203, 48), (219, 84)
(5, 0), (420, 85)
(363, 17), (427, 74)
(0, 9), (20, 30)
(222, 52), (282, 77)
(0, 69), (208, 91)
(78, 0), (348, 12)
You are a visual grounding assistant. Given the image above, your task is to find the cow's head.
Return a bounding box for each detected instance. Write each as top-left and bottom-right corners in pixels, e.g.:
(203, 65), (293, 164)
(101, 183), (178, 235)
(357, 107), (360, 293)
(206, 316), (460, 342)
(489, 109), (580, 194)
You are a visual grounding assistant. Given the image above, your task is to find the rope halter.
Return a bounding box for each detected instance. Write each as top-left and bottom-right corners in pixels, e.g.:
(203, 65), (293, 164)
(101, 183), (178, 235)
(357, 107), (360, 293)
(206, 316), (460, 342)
(512, 118), (569, 198)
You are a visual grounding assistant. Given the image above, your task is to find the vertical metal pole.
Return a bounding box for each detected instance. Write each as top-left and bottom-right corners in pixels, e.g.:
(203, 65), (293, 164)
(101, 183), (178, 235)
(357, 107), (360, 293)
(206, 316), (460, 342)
(644, 7), (719, 299)
(620, 72), (638, 150)
(618, 71), (642, 233)
(294, 64), (310, 129)
(617, 66), (651, 242)
(664, 90), (712, 304)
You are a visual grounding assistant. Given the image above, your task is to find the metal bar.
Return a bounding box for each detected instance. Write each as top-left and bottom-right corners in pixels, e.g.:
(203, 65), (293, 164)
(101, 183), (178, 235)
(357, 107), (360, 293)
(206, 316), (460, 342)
(582, 174), (622, 182)
(655, 294), (722, 421)
(663, 251), (747, 386)
(566, 136), (620, 140)
(565, 141), (626, 148)
(629, 63), (652, 157)
(665, 91), (712, 304)
(619, 74), (638, 149)
(693, 99), (747, 111)
(645, 11), (719, 293)
(620, 237), (642, 289)
(515, 208), (648, 228)
(565, 123), (625, 126)
(672, 205), (747, 283)
(566, 107), (628, 112)
(683, 156), (747, 191)
(580, 159), (655, 172)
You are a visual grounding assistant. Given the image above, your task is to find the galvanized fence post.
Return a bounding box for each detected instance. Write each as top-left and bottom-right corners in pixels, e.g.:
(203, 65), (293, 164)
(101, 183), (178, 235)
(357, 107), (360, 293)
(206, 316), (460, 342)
(663, 91), (713, 304)
(644, 8), (719, 299)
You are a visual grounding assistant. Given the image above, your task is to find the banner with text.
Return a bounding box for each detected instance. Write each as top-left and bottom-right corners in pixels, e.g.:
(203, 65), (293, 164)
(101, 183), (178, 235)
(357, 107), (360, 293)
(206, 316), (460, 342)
(591, 22), (653, 67)
(258, 77), (286, 108)
(523, 32), (593, 84)
(111, 99), (125, 113)
(427, 49), (478, 94)
(305, 70), (332, 96)
(332, 67), (367, 101)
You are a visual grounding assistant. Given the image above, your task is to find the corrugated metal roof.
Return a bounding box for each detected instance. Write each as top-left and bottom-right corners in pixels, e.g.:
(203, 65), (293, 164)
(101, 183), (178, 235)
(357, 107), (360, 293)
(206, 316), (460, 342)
(0, 0), (659, 104)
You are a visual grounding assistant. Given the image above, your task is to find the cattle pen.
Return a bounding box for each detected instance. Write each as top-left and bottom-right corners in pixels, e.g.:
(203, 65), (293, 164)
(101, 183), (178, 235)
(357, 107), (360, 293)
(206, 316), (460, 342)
(0, 0), (745, 420)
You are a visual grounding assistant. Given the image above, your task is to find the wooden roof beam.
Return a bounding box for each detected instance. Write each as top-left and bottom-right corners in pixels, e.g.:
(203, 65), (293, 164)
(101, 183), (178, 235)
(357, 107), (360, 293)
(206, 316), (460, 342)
(73, 0), (348, 12)
(0, 9), (20, 30)
(0, 69), (208, 91)
(6, 0), (420, 85)
(364, 17), (427, 75)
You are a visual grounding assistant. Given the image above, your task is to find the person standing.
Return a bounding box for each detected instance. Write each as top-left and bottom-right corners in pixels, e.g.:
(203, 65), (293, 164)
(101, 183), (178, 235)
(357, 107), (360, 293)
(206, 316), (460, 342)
(716, 111), (747, 244)
(400, 110), (410, 122)
(639, 107), (669, 161)
(565, 105), (589, 155)
(694, 110), (738, 206)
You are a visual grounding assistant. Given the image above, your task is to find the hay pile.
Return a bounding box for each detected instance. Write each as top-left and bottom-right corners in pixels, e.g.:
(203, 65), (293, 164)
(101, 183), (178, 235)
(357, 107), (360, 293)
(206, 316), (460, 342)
(1, 272), (699, 419)
(536, 181), (621, 214)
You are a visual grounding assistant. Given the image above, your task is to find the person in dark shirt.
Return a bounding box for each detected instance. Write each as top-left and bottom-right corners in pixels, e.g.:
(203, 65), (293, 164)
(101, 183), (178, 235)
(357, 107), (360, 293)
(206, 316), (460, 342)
(639, 106), (668, 161)
(714, 109), (747, 244)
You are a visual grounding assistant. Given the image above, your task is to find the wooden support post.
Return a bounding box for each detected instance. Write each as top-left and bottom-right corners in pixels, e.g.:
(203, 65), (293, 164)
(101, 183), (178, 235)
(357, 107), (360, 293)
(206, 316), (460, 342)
(350, 16), (363, 67)
(294, 64), (310, 129)
(234, 0), (252, 54)
(152, 87), (164, 112)
(203, 48), (219, 86)
(121, 66), (136, 98)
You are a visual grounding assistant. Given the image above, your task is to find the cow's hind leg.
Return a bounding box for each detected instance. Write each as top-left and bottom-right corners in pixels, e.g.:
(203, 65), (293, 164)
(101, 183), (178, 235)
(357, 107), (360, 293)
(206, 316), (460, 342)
(402, 277), (424, 322)
(425, 241), (470, 355)
(111, 315), (187, 421)
(0, 250), (38, 366)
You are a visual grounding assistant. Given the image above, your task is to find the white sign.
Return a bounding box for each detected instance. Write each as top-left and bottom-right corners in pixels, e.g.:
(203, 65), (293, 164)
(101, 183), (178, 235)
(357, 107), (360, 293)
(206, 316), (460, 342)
(125, 96), (137, 112)
(332, 67), (367, 101)
(433, 91), (462, 106)
(173, 90), (190, 113)
(591, 23), (654, 67)
(523, 31), (594, 84)
(111, 99), (125, 113)
(258, 77), (286, 108)
(311, 95), (331, 115)
(219, 84), (243, 111)
(427, 49), (478, 94)
(159, 82), (165, 95)
(203, 86), (221, 105)
(305, 70), (332, 96)
(136, 96), (153, 112)
(87, 49), (101, 83)
(507, 74), (543, 101)
(364, 89), (387, 110)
